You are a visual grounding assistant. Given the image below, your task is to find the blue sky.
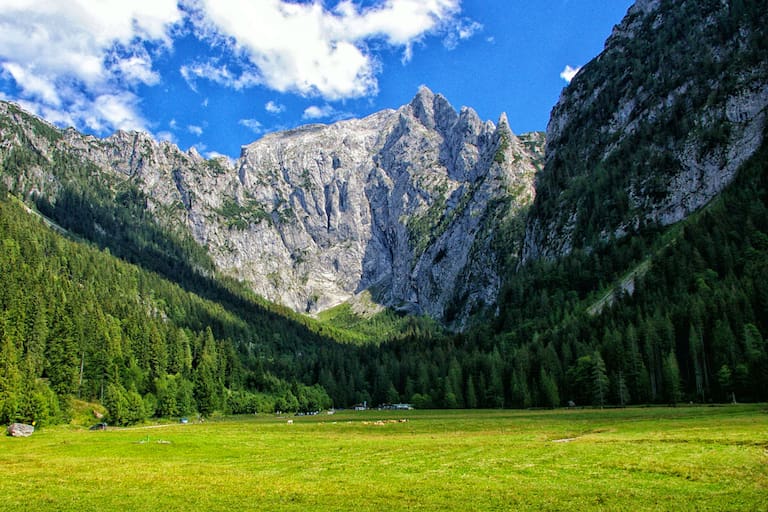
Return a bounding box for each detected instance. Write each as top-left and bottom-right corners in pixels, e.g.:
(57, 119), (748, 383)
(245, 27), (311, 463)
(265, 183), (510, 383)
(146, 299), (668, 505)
(0, 0), (634, 159)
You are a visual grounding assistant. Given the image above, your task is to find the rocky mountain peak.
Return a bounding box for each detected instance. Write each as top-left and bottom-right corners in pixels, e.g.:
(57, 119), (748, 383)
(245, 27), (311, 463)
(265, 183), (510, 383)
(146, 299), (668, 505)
(178, 89), (537, 324)
(523, 0), (768, 263)
(0, 87), (538, 328)
(408, 86), (464, 136)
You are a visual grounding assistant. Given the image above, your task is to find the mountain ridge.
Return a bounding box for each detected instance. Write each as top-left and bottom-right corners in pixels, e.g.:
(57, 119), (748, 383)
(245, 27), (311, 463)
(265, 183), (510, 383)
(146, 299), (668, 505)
(522, 0), (768, 263)
(0, 88), (541, 328)
(2, 0), (768, 425)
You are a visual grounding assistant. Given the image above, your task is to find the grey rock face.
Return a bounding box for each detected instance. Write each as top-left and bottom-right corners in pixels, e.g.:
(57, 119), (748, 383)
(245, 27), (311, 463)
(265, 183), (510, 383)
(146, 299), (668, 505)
(522, 0), (768, 263)
(215, 87), (537, 325)
(0, 89), (539, 327)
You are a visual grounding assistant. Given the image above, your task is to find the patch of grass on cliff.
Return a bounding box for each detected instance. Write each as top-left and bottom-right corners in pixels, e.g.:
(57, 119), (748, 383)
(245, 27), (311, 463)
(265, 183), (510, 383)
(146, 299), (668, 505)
(317, 302), (443, 345)
(2, 405), (766, 511)
(216, 198), (272, 230)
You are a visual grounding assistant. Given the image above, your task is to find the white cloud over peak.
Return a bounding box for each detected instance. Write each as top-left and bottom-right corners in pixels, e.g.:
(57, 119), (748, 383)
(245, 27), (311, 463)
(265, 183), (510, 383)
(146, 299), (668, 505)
(302, 104), (353, 122)
(560, 64), (581, 84)
(156, 130), (177, 144)
(0, 0), (182, 133)
(180, 61), (260, 92)
(195, 0), (462, 100)
(0, 1), (473, 140)
(302, 105), (337, 120)
(238, 118), (264, 134)
(443, 18), (483, 50)
(265, 101), (286, 114)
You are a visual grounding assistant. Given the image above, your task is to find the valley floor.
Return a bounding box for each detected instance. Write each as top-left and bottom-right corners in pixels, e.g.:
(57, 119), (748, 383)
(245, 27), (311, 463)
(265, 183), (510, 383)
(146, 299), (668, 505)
(2, 405), (767, 511)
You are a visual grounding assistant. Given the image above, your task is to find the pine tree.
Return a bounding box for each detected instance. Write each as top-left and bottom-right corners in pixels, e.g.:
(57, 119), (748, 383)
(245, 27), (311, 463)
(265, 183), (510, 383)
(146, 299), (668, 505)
(0, 329), (22, 424)
(688, 324), (706, 401)
(465, 375), (478, 408)
(509, 368), (531, 408)
(194, 328), (221, 416)
(616, 371), (630, 407)
(539, 369), (560, 408)
(44, 308), (81, 396)
(716, 364), (734, 402)
(592, 351), (609, 408)
(662, 351), (682, 404)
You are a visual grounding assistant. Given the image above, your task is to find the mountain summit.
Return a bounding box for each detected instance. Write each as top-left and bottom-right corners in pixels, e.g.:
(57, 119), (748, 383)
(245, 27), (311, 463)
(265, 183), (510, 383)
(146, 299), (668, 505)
(0, 88), (541, 327)
(522, 0), (768, 262)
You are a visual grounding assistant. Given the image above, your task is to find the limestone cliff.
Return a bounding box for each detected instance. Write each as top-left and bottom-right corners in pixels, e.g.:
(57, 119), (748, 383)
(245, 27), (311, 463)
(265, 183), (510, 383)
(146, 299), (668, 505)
(0, 88), (539, 327)
(522, 0), (768, 262)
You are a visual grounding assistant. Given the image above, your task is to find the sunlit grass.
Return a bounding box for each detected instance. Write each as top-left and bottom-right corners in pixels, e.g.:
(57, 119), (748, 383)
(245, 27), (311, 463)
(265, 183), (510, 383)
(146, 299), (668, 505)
(2, 405), (767, 511)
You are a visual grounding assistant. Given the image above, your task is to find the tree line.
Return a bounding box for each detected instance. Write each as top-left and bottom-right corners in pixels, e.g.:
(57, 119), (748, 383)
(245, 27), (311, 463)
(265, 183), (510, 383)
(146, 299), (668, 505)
(2, 132), (768, 424)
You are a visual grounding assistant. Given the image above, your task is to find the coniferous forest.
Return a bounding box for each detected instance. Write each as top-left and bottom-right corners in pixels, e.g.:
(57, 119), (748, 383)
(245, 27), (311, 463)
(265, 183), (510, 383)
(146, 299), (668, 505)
(1, 0), (767, 427)
(1, 134), (767, 425)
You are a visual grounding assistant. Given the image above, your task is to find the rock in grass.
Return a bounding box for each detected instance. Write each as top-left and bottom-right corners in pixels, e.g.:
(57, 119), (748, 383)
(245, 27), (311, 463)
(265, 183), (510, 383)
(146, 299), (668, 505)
(6, 423), (34, 437)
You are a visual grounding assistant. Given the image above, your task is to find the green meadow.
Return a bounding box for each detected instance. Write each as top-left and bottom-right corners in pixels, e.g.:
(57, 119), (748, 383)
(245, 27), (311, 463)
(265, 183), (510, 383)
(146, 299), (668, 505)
(2, 405), (766, 511)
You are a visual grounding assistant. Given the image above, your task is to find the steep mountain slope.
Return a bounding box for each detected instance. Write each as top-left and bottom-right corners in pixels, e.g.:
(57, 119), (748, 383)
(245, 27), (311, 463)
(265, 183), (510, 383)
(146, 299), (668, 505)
(522, 0), (768, 262)
(2, 0), (768, 424)
(0, 88), (539, 326)
(230, 88), (537, 323)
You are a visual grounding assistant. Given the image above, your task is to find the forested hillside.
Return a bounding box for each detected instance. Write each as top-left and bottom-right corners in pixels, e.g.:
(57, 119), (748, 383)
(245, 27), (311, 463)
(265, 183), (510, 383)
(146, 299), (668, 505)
(523, 0), (768, 262)
(0, 190), (341, 425)
(1, 135), (767, 421)
(1, 0), (767, 426)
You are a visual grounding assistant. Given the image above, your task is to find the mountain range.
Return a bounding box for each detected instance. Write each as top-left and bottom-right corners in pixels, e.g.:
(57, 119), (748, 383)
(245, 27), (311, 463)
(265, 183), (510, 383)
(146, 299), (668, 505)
(2, 85), (543, 329)
(0, 0), (766, 423)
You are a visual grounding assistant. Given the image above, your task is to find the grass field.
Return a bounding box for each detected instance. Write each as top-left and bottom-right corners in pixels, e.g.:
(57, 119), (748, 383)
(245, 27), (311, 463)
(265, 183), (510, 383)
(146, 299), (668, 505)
(2, 405), (767, 511)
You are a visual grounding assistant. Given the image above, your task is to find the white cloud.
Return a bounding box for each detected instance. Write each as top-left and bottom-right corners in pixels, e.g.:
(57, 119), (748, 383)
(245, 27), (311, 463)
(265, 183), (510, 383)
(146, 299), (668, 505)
(0, 0), (182, 133)
(1, 62), (61, 107)
(89, 93), (149, 132)
(188, 125), (204, 136)
(302, 105), (336, 120)
(302, 104), (353, 121)
(190, 142), (207, 154)
(114, 52), (160, 86)
(265, 100), (286, 114)
(194, 0), (463, 100)
(560, 65), (581, 84)
(156, 130), (177, 143)
(204, 151), (235, 166)
(180, 61), (260, 92)
(443, 19), (483, 50)
(238, 118), (264, 134)
(0, 1), (473, 138)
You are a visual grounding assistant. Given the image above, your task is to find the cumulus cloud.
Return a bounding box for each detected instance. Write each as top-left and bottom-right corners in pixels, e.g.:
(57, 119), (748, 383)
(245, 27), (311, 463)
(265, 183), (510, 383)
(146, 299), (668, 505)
(1, 63), (61, 107)
(443, 18), (483, 50)
(0, 1), (473, 139)
(265, 100), (286, 114)
(204, 151), (235, 166)
(188, 125), (204, 136)
(303, 105), (336, 120)
(238, 118), (264, 134)
(560, 65), (581, 84)
(193, 0), (462, 100)
(301, 104), (355, 122)
(120, 60), (159, 87)
(180, 61), (260, 92)
(0, 0), (182, 133)
(156, 130), (177, 143)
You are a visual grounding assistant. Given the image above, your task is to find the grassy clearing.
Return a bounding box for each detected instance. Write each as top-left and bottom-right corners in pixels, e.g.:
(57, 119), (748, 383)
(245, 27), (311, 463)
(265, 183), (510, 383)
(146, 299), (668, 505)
(2, 405), (767, 511)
